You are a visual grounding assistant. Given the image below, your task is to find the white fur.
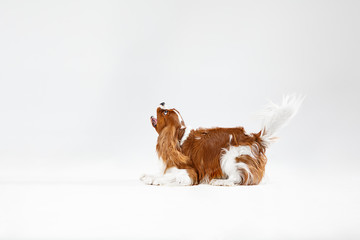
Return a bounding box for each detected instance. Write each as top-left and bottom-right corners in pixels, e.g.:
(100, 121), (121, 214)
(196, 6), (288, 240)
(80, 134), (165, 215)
(210, 145), (253, 186)
(140, 167), (192, 186)
(259, 94), (304, 147)
(159, 103), (166, 109)
(140, 174), (160, 185)
(180, 127), (192, 146)
(173, 109), (185, 128)
(210, 179), (237, 186)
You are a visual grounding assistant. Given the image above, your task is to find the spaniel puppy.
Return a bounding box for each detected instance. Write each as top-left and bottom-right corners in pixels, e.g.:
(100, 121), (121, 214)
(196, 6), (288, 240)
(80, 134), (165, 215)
(141, 96), (303, 186)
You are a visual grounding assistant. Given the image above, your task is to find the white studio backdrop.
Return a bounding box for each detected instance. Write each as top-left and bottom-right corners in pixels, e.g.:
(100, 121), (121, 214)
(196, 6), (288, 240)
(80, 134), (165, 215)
(0, 1), (360, 239)
(1, 0), (359, 181)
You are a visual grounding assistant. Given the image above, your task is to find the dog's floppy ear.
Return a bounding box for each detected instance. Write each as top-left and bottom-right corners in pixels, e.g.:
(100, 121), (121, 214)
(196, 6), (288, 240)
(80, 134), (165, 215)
(156, 125), (190, 169)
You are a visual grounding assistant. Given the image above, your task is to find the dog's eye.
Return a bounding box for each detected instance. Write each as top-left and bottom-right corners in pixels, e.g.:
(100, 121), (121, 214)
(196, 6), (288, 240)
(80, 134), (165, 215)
(163, 110), (168, 115)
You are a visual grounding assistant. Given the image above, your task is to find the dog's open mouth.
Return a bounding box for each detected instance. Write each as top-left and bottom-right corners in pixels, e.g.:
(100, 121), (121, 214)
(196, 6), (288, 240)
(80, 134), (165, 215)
(151, 116), (157, 127)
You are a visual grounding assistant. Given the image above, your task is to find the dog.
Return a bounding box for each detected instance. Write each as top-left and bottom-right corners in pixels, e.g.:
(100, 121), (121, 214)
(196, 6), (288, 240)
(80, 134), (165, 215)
(141, 95), (303, 186)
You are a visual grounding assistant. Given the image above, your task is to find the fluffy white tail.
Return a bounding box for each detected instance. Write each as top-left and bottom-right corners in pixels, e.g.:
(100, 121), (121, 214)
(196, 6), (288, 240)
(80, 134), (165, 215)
(259, 95), (304, 147)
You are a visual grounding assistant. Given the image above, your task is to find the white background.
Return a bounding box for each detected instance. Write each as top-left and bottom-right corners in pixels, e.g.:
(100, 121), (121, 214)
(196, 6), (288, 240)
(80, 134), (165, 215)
(0, 1), (359, 239)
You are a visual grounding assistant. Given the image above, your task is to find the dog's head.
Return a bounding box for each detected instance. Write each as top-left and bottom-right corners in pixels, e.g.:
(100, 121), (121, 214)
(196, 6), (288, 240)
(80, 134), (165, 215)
(150, 102), (185, 135)
(151, 103), (190, 169)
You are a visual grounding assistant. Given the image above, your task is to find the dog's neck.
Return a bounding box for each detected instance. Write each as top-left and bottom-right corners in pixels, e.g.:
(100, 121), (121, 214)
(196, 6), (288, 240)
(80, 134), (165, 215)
(178, 127), (192, 147)
(156, 126), (190, 169)
(177, 127), (186, 144)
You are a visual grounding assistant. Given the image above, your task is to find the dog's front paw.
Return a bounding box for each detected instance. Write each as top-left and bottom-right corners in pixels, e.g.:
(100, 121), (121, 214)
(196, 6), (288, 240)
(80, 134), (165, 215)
(152, 178), (165, 186)
(140, 174), (156, 185)
(210, 179), (236, 186)
(175, 175), (192, 186)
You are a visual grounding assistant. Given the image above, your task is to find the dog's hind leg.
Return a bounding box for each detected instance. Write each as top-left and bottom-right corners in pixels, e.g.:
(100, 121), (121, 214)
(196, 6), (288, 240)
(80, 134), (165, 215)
(210, 145), (253, 186)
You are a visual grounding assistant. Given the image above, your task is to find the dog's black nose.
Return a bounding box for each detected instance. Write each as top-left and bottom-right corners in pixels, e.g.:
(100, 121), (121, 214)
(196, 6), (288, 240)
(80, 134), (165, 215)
(160, 102), (165, 106)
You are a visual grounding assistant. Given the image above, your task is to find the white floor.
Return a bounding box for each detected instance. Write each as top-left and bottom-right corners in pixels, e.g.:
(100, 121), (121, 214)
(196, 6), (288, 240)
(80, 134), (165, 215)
(1, 164), (359, 240)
